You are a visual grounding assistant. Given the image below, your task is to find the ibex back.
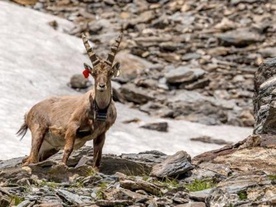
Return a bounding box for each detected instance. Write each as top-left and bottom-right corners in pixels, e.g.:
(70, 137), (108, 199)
(17, 33), (122, 170)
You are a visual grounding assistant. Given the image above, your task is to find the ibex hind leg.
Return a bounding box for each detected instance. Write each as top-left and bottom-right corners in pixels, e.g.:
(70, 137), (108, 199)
(22, 126), (47, 166)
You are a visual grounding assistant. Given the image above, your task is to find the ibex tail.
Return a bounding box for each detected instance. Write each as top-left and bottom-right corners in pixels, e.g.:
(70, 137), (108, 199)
(17, 115), (28, 141)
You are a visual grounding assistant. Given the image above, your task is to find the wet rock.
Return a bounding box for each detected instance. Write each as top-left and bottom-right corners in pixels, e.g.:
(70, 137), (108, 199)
(151, 151), (193, 178)
(140, 122), (168, 132)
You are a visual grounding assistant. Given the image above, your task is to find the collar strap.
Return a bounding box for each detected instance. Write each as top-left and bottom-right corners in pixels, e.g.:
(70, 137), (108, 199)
(93, 99), (112, 121)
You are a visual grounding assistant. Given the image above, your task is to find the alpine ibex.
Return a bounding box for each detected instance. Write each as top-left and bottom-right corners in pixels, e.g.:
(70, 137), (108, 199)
(17, 33), (122, 170)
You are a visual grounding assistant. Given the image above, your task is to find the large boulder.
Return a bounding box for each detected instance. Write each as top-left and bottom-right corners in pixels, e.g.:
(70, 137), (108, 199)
(192, 134), (276, 207)
(253, 58), (276, 134)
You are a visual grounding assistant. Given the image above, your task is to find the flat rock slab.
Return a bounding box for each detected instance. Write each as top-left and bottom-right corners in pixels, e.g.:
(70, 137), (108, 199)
(206, 173), (276, 207)
(165, 66), (205, 85)
(140, 122), (169, 132)
(151, 151), (193, 178)
(216, 28), (264, 47)
(192, 134), (276, 175)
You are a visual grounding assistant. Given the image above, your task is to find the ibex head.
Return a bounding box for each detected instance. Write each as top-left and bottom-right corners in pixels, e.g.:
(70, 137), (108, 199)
(82, 33), (122, 92)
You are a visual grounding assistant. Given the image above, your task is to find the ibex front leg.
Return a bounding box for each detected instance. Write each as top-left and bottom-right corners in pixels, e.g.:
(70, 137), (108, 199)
(62, 122), (78, 165)
(93, 133), (106, 170)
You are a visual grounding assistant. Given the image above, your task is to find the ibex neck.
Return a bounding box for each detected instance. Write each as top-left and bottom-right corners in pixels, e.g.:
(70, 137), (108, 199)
(94, 87), (112, 109)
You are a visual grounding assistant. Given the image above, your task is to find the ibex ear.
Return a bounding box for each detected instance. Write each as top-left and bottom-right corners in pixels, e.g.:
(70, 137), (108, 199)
(83, 63), (94, 78)
(112, 62), (120, 77)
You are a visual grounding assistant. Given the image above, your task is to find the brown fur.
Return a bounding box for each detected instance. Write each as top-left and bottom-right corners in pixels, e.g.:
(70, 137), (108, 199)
(17, 34), (122, 170)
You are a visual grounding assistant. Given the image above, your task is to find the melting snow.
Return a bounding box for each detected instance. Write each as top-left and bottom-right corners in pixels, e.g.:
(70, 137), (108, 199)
(0, 2), (252, 160)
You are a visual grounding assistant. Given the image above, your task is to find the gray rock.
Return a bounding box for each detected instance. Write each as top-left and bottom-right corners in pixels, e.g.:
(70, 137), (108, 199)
(56, 189), (89, 205)
(253, 58), (276, 134)
(146, 0), (160, 3)
(172, 191), (189, 204)
(120, 83), (154, 104)
(150, 151), (193, 178)
(165, 66), (205, 85)
(69, 74), (92, 89)
(259, 47), (276, 58)
(120, 179), (161, 195)
(182, 53), (201, 61)
(96, 199), (134, 206)
(189, 189), (212, 202)
(175, 202), (206, 207)
(206, 174), (275, 207)
(217, 29), (264, 47)
(190, 136), (232, 145)
(140, 122), (168, 132)
(230, 0), (259, 5)
(115, 51), (154, 82)
(121, 150), (167, 164)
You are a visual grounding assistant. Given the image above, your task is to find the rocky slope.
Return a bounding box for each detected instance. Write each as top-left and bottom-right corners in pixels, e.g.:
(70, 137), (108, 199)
(0, 1), (275, 206)
(0, 58), (275, 207)
(12, 0), (276, 127)
(0, 134), (275, 207)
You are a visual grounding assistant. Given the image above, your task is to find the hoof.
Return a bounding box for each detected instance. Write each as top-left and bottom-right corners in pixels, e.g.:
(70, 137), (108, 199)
(22, 157), (38, 166)
(93, 166), (100, 172)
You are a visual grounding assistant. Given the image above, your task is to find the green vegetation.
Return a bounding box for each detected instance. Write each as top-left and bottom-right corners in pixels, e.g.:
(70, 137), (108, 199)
(69, 180), (84, 188)
(237, 190), (247, 200)
(39, 180), (58, 188)
(96, 182), (108, 199)
(152, 177), (181, 190)
(185, 179), (216, 192)
(85, 168), (97, 177)
(10, 195), (24, 205)
(161, 177), (180, 189)
(268, 174), (276, 181)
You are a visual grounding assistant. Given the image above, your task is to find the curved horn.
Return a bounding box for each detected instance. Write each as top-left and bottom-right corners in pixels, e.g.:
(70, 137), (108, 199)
(105, 33), (122, 66)
(82, 33), (100, 66)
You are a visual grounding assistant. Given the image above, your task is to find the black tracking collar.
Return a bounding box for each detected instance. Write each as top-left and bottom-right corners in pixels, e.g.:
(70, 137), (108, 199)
(93, 99), (111, 121)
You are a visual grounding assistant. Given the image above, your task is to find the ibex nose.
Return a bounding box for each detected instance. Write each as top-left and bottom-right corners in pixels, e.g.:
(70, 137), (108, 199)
(99, 83), (106, 89)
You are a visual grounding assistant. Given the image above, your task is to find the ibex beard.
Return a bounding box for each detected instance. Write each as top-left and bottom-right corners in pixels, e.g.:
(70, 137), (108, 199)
(17, 33), (122, 170)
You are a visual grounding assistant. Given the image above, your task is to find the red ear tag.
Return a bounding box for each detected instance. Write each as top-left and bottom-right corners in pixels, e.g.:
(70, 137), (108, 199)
(82, 68), (90, 78)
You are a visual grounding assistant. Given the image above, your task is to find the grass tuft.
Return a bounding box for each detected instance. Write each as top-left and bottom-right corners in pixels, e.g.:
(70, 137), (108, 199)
(237, 190), (247, 200)
(185, 179), (216, 192)
(10, 195), (24, 205)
